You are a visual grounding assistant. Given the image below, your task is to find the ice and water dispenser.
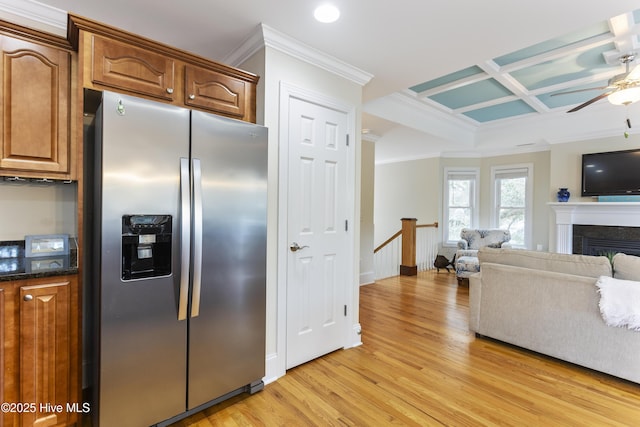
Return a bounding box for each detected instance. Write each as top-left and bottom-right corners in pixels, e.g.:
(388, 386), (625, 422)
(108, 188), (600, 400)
(121, 215), (172, 280)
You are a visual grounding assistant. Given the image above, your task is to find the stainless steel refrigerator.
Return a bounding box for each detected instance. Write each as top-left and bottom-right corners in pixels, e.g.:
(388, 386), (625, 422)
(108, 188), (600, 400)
(89, 91), (267, 427)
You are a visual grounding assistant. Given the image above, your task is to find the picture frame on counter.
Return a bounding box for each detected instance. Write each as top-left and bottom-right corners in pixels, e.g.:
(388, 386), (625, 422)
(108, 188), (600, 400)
(25, 234), (69, 257)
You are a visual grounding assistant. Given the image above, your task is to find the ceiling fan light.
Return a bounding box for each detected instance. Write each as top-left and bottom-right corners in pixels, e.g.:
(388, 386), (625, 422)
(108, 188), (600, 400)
(608, 87), (640, 106)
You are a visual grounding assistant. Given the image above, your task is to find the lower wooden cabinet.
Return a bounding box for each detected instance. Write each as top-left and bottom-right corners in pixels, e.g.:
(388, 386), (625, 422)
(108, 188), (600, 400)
(1, 275), (79, 427)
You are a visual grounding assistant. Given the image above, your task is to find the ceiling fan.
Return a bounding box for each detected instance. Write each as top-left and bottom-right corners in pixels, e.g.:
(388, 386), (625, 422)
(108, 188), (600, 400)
(552, 53), (640, 113)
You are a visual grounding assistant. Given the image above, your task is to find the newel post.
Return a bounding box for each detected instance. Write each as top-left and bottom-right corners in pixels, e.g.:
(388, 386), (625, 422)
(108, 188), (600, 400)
(400, 218), (417, 276)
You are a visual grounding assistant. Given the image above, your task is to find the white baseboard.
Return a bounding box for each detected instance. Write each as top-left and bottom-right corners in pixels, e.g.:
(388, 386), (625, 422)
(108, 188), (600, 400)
(263, 352), (285, 385)
(359, 270), (375, 285)
(346, 322), (362, 348)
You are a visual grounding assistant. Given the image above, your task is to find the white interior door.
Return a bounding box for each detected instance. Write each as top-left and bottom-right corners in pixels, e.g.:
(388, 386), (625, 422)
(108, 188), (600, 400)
(286, 96), (349, 369)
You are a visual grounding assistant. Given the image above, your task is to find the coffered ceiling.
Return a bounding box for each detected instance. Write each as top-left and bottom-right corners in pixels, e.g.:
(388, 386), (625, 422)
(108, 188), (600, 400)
(406, 10), (640, 125)
(4, 1), (640, 163)
(364, 7), (640, 163)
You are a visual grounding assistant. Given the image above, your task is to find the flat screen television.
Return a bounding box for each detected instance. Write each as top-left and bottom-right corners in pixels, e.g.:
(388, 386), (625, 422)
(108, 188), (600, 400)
(582, 148), (640, 196)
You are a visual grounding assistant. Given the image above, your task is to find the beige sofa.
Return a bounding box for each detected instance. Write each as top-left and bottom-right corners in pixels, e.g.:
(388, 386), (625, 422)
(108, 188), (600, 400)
(469, 247), (640, 384)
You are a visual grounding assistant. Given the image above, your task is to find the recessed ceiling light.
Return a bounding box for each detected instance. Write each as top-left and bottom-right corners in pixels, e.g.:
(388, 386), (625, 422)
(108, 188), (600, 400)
(314, 4), (340, 23)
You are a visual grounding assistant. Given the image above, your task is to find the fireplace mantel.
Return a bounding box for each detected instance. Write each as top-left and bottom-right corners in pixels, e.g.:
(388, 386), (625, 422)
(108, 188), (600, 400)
(549, 202), (640, 254)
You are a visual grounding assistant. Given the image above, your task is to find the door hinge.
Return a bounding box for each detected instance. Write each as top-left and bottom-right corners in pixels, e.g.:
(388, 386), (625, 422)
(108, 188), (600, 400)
(344, 305), (347, 316)
(346, 134), (350, 146)
(345, 220), (348, 231)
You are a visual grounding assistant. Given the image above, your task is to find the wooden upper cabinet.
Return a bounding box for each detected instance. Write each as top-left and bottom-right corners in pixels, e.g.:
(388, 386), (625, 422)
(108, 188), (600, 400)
(0, 34), (72, 177)
(185, 64), (246, 119)
(92, 35), (176, 101)
(69, 14), (258, 123)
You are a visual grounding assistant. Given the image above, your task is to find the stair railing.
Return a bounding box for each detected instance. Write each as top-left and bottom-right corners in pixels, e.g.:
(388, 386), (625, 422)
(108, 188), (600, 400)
(374, 219), (438, 280)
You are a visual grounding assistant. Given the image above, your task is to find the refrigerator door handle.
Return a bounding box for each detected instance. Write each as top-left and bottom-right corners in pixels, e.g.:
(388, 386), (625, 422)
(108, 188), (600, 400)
(178, 158), (191, 321)
(191, 158), (203, 318)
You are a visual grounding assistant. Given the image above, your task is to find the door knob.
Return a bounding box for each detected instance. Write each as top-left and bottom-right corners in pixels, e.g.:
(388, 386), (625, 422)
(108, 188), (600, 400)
(290, 242), (309, 252)
(23, 294), (33, 301)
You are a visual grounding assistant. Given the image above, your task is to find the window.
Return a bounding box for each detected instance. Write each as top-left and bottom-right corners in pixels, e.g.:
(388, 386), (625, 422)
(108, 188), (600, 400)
(443, 168), (479, 245)
(491, 165), (533, 248)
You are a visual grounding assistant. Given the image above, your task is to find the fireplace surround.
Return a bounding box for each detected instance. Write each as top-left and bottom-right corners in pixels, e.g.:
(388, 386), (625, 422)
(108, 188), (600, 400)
(549, 202), (640, 254)
(573, 224), (640, 256)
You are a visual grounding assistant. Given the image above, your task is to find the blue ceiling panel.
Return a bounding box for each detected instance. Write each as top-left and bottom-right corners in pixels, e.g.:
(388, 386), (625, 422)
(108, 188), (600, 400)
(509, 42), (617, 91)
(409, 66), (484, 93)
(428, 79), (513, 109)
(463, 100), (536, 123)
(537, 80), (610, 109)
(494, 22), (611, 66)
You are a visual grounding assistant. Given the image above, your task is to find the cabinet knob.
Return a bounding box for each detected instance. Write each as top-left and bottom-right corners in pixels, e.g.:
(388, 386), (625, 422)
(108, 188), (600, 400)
(166, 88), (174, 94)
(24, 294), (33, 301)
(189, 94), (195, 100)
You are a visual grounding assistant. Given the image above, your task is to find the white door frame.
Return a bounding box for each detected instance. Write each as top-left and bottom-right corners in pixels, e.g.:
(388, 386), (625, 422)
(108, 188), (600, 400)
(274, 81), (360, 379)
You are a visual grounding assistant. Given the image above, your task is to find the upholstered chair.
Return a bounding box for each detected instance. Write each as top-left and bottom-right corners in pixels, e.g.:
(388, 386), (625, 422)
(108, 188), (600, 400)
(455, 228), (511, 283)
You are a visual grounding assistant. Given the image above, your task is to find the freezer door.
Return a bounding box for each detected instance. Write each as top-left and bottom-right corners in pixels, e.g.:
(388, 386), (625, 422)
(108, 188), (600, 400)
(96, 92), (190, 427)
(188, 111), (267, 409)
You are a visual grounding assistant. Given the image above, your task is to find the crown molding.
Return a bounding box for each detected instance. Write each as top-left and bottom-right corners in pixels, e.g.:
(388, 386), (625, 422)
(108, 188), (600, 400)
(365, 91), (478, 146)
(0, 0), (66, 36)
(361, 132), (380, 143)
(225, 23), (373, 87)
(446, 143), (551, 159)
(223, 24), (265, 67)
(374, 151), (442, 166)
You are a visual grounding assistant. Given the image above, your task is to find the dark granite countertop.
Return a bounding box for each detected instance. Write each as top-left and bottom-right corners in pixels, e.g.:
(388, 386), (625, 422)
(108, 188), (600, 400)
(0, 240), (78, 282)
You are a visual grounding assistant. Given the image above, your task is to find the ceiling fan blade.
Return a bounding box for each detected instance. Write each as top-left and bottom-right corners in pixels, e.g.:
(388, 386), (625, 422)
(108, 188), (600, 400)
(550, 86), (608, 96)
(566, 91), (614, 113)
(627, 63), (640, 81)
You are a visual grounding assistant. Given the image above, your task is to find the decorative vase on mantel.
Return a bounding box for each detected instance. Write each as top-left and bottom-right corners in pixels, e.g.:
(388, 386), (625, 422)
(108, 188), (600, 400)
(557, 187), (570, 202)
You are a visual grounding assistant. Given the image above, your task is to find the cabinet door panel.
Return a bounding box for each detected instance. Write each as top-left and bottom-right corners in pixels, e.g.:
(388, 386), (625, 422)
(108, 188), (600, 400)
(20, 280), (71, 427)
(185, 65), (246, 118)
(0, 36), (70, 174)
(0, 286), (9, 427)
(92, 35), (176, 101)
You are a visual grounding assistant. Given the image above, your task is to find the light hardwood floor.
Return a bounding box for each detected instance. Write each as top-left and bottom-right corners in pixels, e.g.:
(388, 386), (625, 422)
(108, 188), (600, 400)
(172, 271), (640, 426)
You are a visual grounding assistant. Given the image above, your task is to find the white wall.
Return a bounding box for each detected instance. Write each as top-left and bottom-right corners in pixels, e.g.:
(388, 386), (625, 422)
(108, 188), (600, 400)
(374, 156), (441, 247)
(360, 140), (375, 285)
(240, 45), (363, 384)
(0, 182), (77, 241)
(375, 151), (551, 259)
